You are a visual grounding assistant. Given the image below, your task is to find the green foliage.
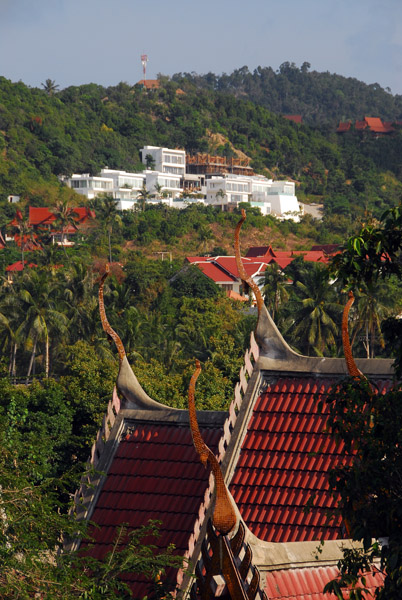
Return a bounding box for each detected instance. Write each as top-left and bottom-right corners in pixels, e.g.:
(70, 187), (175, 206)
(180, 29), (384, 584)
(1, 74), (402, 222)
(322, 204), (402, 598)
(170, 265), (221, 299)
(280, 261), (343, 356)
(331, 204), (402, 287)
(173, 63), (402, 125)
(322, 378), (402, 599)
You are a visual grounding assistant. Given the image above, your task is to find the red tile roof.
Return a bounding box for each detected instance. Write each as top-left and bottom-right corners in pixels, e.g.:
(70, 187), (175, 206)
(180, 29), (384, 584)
(29, 206), (95, 227)
(230, 376), (349, 542)
(215, 256), (266, 279)
(364, 117), (393, 133)
(284, 115), (302, 124)
(83, 422), (222, 597)
(197, 261), (237, 283)
(136, 79), (160, 89)
(336, 121), (352, 133)
(187, 255), (268, 284)
(6, 260), (37, 272)
(264, 565), (383, 599)
(340, 117), (395, 134)
(246, 246), (275, 259)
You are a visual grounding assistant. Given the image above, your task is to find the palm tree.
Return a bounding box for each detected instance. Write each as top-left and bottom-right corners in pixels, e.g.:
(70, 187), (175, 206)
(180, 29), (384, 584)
(284, 263), (342, 356)
(97, 196), (121, 262)
(351, 282), (394, 358)
(137, 184), (151, 212)
(0, 287), (21, 378)
(153, 183), (163, 199)
(41, 79), (59, 96)
(15, 270), (68, 378)
(52, 199), (78, 256)
(259, 263), (289, 323)
(7, 211), (34, 265)
(216, 188), (227, 210)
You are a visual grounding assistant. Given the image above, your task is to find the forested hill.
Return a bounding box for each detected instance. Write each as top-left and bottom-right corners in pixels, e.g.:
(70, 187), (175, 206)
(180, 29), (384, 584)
(1, 74), (402, 222)
(172, 63), (402, 125)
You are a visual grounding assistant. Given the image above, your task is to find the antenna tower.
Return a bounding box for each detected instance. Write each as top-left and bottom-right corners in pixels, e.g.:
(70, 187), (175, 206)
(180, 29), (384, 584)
(141, 54), (148, 82)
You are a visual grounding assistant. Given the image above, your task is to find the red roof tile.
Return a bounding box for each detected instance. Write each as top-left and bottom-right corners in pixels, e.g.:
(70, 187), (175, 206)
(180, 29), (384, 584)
(29, 206), (94, 227)
(197, 261), (237, 283)
(230, 376), (350, 542)
(246, 246), (274, 258)
(6, 260), (37, 272)
(284, 115), (302, 124)
(83, 422), (221, 598)
(264, 565), (384, 599)
(336, 121), (351, 132)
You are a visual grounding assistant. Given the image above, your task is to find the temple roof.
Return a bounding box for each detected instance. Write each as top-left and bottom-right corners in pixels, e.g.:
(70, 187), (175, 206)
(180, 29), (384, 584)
(264, 565), (383, 599)
(77, 406), (226, 598)
(76, 231), (395, 599)
(229, 375), (391, 543)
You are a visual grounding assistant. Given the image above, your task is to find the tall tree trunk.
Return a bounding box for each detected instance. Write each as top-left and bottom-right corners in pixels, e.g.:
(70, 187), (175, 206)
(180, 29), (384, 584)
(10, 343), (17, 379)
(365, 322), (370, 359)
(45, 332), (49, 378)
(26, 336), (37, 383)
(108, 231), (112, 263)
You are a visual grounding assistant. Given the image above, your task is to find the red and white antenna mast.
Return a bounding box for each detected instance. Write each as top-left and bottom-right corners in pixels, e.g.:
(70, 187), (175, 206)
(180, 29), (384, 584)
(141, 54), (148, 82)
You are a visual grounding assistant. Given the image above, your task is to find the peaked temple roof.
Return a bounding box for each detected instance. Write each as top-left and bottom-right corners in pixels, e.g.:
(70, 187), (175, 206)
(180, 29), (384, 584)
(75, 223), (395, 598)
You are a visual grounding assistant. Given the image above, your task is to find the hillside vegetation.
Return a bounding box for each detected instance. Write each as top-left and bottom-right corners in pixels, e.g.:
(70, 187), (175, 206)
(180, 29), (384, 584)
(173, 62), (402, 124)
(1, 72), (402, 225)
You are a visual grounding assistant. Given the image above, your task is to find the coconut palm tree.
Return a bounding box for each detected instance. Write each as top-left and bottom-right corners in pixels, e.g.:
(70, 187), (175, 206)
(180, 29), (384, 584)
(52, 199), (78, 256)
(284, 263), (342, 356)
(0, 289), (21, 378)
(7, 212), (34, 265)
(14, 270), (68, 378)
(351, 282), (394, 358)
(259, 263), (290, 323)
(41, 79), (59, 96)
(137, 184), (151, 212)
(153, 183), (163, 199)
(97, 196), (122, 262)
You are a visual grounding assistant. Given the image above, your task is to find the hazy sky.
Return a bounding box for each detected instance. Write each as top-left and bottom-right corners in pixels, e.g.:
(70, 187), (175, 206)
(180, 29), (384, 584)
(1, 0), (401, 94)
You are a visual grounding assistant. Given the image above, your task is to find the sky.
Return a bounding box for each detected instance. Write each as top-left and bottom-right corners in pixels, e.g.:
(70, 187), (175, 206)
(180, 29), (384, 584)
(1, 0), (401, 95)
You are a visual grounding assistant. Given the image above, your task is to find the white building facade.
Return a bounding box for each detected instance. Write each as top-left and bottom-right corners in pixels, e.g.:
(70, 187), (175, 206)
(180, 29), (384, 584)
(66, 146), (186, 209)
(206, 174), (301, 220)
(65, 146), (301, 219)
(140, 146), (186, 177)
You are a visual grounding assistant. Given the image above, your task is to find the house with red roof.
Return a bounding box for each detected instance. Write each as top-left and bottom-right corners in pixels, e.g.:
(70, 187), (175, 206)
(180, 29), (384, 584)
(186, 247), (333, 299)
(283, 115), (302, 124)
(8, 206), (95, 247)
(5, 260), (37, 283)
(70, 229), (392, 599)
(337, 116), (394, 135)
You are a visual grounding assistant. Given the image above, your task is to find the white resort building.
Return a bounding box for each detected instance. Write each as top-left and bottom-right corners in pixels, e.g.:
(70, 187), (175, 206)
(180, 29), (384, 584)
(140, 145), (186, 177)
(206, 174), (301, 220)
(65, 147), (301, 220)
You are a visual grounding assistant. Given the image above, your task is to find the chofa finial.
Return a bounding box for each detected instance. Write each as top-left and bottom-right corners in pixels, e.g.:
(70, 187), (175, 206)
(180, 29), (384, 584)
(234, 209), (264, 314)
(99, 264), (126, 363)
(342, 290), (364, 379)
(188, 360), (237, 536)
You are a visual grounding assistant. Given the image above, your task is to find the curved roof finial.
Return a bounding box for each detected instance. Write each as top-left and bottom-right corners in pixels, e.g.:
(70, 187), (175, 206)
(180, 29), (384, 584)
(234, 209), (294, 358)
(98, 263), (165, 411)
(342, 290), (364, 378)
(234, 209), (264, 314)
(99, 264), (126, 364)
(188, 360), (237, 536)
